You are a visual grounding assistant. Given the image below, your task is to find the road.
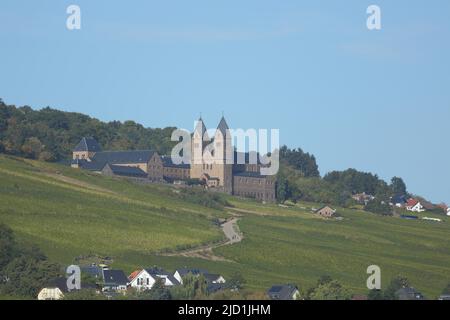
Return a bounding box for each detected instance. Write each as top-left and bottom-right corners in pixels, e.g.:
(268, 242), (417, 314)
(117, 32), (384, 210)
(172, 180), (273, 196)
(160, 217), (243, 261)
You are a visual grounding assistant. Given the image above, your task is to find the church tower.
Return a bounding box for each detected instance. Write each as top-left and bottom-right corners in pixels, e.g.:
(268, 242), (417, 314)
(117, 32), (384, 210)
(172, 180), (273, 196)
(190, 117), (208, 180)
(212, 116), (233, 194)
(72, 137), (101, 160)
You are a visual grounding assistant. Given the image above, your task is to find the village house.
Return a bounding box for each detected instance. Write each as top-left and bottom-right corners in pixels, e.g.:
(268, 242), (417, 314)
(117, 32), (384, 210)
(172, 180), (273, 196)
(315, 206), (337, 218)
(129, 267), (180, 291)
(102, 269), (129, 292)
(390, 194), (408, 207)
(396, 287), (424, 300)
(71, 116), (277, 202)
(37, 277), (68, 300)
(267, 284), (300, 300)
(406, 199), (426, 212)
(436, 203), (449, 215)
(175, 269), (225, 284)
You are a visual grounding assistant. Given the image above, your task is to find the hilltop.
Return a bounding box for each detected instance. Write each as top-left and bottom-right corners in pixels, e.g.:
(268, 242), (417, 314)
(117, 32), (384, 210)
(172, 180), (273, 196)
(1, 99), (445, 209)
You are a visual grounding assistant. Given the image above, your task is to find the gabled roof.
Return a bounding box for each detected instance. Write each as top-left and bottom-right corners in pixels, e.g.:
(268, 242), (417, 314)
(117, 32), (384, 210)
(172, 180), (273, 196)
(267, 284), (299, 300)
(315, 206), (336, 213)
(73, 137), (102, 152)
(104, 164), (148, 178)
(45, 277), (69, 293)
(420, 200), (435, 210)
(216, 116), (229, 137)
(194, 118), (207, 139)
(92, 150), (156, 164)
(203, 273), (223, 283)
(71, 159), (105, 171)
(103, 270), (129, 286)
(206, 283), (226, 294)
(406, 199), (419, 207)
(142, 268), (180, 285)
(175, 268), (209, 277)
(391, 194), (407, 204)
(128, 270), (142, 282)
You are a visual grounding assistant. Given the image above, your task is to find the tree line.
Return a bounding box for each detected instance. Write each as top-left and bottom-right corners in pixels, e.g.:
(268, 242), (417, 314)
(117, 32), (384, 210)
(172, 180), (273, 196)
(0, 98), (414, 211)
(0, 99), (176, 162)
(0, 223), (61, 298)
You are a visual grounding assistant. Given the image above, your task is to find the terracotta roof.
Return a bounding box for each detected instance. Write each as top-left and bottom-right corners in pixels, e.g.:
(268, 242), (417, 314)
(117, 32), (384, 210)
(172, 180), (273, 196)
(128, 270), (141, 282)
(406, 199), (419, 207)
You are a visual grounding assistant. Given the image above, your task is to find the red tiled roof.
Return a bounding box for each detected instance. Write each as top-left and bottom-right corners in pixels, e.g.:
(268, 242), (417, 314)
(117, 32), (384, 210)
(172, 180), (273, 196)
(128, 270), (141, 281)
(406, 199), (419, 207)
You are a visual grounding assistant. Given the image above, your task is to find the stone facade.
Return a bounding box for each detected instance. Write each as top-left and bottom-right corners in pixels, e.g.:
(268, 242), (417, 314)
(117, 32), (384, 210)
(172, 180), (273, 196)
(71, 116), (276, 202)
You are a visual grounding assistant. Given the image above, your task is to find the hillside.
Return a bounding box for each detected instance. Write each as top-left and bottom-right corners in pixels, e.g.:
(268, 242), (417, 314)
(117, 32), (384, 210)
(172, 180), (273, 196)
(1, 154), (449, 298)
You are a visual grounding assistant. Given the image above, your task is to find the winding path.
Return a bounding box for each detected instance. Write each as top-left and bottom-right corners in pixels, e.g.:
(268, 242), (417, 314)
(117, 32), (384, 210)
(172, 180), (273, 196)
(159, 217), (243, 261)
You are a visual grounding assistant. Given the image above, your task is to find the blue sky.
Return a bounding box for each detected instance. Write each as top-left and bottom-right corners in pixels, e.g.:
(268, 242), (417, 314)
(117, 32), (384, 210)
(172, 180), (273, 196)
(1, 1), (449, 204)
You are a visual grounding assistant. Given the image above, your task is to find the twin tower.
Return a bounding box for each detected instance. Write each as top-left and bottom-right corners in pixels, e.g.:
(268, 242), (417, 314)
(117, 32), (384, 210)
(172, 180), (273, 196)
(190, 116), (233, 194)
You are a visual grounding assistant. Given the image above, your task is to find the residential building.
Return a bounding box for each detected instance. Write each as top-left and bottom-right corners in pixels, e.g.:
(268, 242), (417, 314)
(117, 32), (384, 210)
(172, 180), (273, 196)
(129, 268), (180, 291)
(315, 206), (337, 218)
(406, 199), (426, 212)
(173, 268), (226, 287)
(37, 277), (68, 300)
(396, 287), (424, 300)
(267, 284), (300, 300)
(390, 194), (408, 207)
(102, 270), (129, 292)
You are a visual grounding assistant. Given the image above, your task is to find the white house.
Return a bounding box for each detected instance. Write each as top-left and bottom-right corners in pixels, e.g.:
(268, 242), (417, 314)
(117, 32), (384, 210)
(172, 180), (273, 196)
(173, 268), (226, 285)
(406, 199), (425, 212)
(447, 208), (450, 216)
(37, 277), (67, 300)
(129, 268), (180, 291)
(38, 287), (65, 300)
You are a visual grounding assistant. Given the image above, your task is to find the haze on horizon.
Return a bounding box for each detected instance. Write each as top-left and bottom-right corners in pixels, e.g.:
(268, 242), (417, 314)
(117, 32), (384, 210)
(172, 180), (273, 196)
(1, 0), (449, 204)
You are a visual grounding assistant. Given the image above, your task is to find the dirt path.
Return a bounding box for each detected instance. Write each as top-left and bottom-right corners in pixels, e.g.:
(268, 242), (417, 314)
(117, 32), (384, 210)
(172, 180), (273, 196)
(160, 218), (243, 261)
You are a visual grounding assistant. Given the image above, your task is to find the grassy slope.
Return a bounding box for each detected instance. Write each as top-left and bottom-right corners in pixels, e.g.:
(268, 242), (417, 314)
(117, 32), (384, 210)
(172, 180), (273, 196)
(1, 155), (449, 298)
(218, 199), (450, 297)
(0, 155), (224, 264)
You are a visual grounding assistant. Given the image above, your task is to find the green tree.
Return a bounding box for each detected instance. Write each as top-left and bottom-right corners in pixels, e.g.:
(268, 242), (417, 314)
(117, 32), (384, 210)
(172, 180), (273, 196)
(390, 177), (407, 195)
(227, 272), (246, 290)
(308, 279), (351, 300)
(0, 255), (61, 297)
(442, 283), (450, 295)
(0, 224), (17, 271)
(21, 137), (43, 159)
(365, 200), (392, 216)
(138, 278), (172, 300)
(383, 276), (409, 300)
(367, 289), (384, 300)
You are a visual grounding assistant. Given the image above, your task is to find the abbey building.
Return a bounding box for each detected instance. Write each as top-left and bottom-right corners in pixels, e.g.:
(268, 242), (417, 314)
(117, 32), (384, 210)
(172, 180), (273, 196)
(71, 117), (276, 202)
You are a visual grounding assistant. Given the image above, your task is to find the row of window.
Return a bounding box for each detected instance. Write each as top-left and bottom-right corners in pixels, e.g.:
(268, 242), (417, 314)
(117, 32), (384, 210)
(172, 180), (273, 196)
(236, 177), (273, 185)
(236, 191), (275, 200)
